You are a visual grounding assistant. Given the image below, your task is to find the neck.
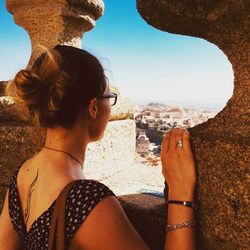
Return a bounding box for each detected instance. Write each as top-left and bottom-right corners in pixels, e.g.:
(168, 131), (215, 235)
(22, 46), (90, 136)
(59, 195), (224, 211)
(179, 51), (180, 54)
(44, 126), (89, 169)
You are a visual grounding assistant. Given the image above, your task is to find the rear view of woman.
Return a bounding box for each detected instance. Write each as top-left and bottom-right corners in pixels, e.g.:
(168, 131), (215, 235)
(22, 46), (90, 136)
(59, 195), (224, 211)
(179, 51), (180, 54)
(0, 45), (197, 249)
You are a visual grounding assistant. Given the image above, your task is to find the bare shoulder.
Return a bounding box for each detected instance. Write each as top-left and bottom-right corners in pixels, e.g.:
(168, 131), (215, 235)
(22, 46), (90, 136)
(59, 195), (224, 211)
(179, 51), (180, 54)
(68, 195), (150, 250)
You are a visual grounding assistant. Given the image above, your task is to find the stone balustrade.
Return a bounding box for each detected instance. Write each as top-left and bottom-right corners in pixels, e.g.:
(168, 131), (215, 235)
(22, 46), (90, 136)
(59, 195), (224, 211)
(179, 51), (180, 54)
(0, 1), (249, 249)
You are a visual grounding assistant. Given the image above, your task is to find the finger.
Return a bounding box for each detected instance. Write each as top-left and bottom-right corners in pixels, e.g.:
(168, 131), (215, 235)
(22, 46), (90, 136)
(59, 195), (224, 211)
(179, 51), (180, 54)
(169, 128), (181, 150)
(161, 129), (172, 152)
(176, 129), (185, 150)
(183, 129), (192, 152)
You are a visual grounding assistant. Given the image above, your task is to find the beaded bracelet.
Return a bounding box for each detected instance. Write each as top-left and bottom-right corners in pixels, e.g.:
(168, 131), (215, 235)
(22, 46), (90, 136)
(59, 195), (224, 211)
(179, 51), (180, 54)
(166, 220), (196, 233)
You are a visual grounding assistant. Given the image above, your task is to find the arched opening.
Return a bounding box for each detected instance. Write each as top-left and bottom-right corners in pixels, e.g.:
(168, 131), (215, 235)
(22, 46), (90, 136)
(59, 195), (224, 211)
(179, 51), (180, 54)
(0, 0), (234, 197)
(83, 0), (234, 195)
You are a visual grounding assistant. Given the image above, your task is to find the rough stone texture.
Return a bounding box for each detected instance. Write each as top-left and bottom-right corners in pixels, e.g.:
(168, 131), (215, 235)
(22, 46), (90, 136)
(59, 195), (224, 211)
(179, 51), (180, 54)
(0, 97), (29, 123)
(118, 194), (166, 250)
(0, 94), (134, 124)
(6, 0), (104, 65)
(84, 120), (136, 180)
(0, 119), (135, 212)
(136, 1), (250, 249)
(101, 159), (164, 196)
(107, 94), (134, 121)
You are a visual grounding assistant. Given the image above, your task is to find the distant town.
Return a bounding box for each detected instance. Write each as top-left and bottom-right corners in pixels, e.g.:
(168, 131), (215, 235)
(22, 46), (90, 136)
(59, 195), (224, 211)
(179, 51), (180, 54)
(135, 102), (217, 166)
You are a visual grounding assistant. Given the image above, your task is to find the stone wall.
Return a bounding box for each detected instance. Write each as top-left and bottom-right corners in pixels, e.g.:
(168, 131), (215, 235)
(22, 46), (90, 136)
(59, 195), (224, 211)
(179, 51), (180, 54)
(128, 1), (249, 249)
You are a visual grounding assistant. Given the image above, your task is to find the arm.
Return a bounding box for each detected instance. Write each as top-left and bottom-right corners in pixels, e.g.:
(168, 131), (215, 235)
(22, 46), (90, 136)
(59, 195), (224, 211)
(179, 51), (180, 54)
(161, 128), (197, 250)
(69, 127), (196, 250)
(68, 195), (150, 250)
(0, 189), (23, 250)
(165, 199), (196, 249)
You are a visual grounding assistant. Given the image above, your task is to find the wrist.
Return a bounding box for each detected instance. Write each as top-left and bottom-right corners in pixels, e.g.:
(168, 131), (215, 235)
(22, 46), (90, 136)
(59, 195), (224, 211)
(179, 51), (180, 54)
(166, 200), (198, 210)
(168, 190), (194, 201)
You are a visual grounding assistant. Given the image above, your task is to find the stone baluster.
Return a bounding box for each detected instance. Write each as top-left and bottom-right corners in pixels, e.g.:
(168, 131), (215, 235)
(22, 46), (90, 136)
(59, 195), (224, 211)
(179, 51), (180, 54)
(6, 0), (104, 65)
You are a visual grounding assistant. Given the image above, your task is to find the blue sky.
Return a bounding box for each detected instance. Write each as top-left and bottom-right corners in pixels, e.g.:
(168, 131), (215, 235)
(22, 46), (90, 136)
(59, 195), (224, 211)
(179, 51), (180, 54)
(0, 0), (233, 110)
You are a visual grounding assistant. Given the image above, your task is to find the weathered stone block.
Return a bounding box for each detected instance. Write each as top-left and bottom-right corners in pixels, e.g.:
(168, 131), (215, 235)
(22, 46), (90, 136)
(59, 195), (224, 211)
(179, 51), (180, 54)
(118, 194), (166, 250)
(136, 0), (250, 248)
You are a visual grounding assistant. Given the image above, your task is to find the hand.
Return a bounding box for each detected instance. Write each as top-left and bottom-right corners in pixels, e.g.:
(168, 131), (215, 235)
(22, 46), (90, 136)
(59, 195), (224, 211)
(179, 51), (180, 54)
(161, 128), (196, 200)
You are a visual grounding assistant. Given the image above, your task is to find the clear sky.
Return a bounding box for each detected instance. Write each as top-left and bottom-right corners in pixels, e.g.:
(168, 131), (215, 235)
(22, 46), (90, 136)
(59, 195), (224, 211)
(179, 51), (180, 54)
(0, 0), (233, 110)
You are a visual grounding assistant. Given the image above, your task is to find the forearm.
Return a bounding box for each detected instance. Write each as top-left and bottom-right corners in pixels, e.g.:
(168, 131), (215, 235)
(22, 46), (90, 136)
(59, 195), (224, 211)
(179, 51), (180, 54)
(164, 192), (196, 250)
(161, 128), (197, 250)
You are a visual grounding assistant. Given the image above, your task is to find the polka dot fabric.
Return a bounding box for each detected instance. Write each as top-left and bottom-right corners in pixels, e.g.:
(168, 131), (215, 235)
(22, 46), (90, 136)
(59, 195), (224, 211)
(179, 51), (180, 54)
(8, 168), (116, 249)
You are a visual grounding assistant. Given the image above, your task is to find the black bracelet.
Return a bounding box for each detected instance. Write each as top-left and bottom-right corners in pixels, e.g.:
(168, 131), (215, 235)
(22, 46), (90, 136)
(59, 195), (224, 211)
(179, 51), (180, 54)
(166, 200), (198, 210)
(163, 181), (168, 204)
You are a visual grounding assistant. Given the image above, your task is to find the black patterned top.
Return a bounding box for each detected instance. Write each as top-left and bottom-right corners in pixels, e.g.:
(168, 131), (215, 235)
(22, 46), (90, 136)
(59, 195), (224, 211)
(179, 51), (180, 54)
(8, 168), (116, 249)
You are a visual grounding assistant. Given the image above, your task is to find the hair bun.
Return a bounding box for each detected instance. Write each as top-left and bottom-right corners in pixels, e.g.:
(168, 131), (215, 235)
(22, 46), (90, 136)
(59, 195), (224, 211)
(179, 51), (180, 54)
(14, 69), (45, 111)
(6, 46), (107, 128)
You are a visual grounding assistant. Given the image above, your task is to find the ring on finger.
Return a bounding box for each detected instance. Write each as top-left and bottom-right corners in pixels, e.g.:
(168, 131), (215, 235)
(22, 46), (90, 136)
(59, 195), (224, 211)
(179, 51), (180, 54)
(176, 140), (183, 147)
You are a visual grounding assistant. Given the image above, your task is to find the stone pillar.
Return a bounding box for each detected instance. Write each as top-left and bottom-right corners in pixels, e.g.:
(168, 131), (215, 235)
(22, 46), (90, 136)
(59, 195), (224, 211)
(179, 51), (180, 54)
(125, 1), (249, 249)
(0, 0), (135, 211)
(6, 0), (104, 65)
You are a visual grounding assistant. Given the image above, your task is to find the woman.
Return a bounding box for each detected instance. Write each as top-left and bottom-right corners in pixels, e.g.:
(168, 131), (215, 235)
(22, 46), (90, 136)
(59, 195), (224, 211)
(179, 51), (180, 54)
(0, 45), (197, 249)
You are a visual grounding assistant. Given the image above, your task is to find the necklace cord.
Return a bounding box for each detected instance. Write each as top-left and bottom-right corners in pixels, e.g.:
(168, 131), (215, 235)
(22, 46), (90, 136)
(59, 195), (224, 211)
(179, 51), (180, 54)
(43, 146), (83, 169)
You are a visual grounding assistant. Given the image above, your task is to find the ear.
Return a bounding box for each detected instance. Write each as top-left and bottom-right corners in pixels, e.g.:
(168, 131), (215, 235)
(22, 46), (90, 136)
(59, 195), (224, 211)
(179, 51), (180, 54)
(88, 98), (98, 119)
